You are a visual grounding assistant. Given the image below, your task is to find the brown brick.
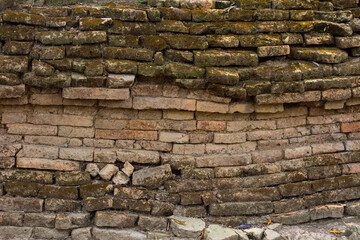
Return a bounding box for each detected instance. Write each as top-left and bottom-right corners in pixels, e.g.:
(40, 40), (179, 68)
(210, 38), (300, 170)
(18, 144), (59, 159)
(308, 165), (342, 180)
(256, 91), (321, 104)
(23, 213), (56, 228)
(55, 213), (90, 230)
(343, 163), (360, 174)
(5, 182), (39, 197)
(7, 124), (57, 136)
(159, 132), (189, 143)
(59, 147), (94, 161)
(251, 149), (283, 163)
(217, 188), (281, 202)
(274, 199), (305, 214)
(227, 120), (276, 131)
(17, 158), (80, 171)
(28, 114), (93, 127)
(45, 199), (81, 212)
(133, 96), (196, 111)
(96, 129), (157, 140)
(210, 202), (273, 216)
(0, 212), (24, 226)
(278, 182), (312, 197)
(197, 121), (226, 131)
(0, 197), (43, 212)
(196, 101), (228, 113)
(196, 154), (251, 168)
(284, 146), (312, 159)
(342, 122), (360, 132)
(173, 144), (206, 155)
(38, 185), (78, 199)
(56, 172), (91, 186)
(83, 197), (113, 211)
(79, 182), (113, 198)
(1, 113), (26, 124)
(312, 142), (344, 154)
(63, 87), (130, 100)
(58, 126), (94, 138)
(29, 94), (63, 105)
(95, 211), (138, 228)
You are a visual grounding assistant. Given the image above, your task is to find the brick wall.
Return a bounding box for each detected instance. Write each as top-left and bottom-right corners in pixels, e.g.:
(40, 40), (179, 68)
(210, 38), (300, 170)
(1, 0), (360, 238)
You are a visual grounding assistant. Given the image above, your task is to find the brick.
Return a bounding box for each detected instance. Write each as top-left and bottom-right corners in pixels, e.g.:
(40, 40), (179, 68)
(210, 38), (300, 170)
(256, 91), (321, 104)
(227, 120), (276, 131)
(346, 140), (360, 151)
(210, 202), (273, 216)
(229, 103), (255, 114)
(163, 110), (194, 120)
(117, 149), (160, 164)
(0, 197), (43, 212)
(55, 213), (90, 230)
(272, 209), (310, 225)
(274, 199), (305, 214)
(279, 182), (312, 197)
(346, 202), (360, 216)
(342, 122), (360, 132)
(251, 149), (283, 163)
(45, 199), (81, 212)
(257, 45), (290, 57)
(5, 182), (39, 197)
(56, 172), (91, 186)
(63, 87), (130, 100)
(95, 211), (138, 228)
(312, 142), (345, 154)
(0, 212), (24, 226)
(310, 205), (344, 220)
(197, 121), (226, 131)
(284, 146), (312, 159)
(196, 101), (229, 113)
(196, 154), (251, 167)
(95, 119), (127, 130)
(29, 93), (63, 105)
(24, 136), (68, 146)
(28, 114), (93, 127)
(96, 129), (157, 140)
(247, 129), (283, 141)
(58, 126), (94, 138)
(0, 157), (15, 169)
(1, 113), (26, 124)
(322, 88), (351, 101)
(343, 163), (360, 174)
(214, 133), (246, 144)
(38, 185), (78, 199)
(173, 144), (206, 155)
(17, 158), (80, 171)
(217, 188), (281, 202)
(161, 154), (196, 170)
(255, 104), (284, 113)
(159, 132), (189, 143)
(83, 197), (113, 211)
(308, 165), (342, 180)
(7, 123), (57, 136)
(19, 144), (59, 159)
(79, 182), (113, 198)
(59, 147), (94, 161)
(94, 149), (116, 163)
(133, 96), (196, 111)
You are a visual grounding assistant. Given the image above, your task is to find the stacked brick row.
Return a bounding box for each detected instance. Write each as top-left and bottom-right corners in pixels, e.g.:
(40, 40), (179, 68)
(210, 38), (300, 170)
(1, 0), (360, 238)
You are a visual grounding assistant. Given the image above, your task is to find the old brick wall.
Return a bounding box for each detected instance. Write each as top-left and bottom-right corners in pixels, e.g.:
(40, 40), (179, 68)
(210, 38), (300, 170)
(1, 0), (360, 238)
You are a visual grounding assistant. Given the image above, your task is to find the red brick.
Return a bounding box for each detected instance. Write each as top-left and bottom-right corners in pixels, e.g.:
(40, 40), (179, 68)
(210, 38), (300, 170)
(284, 146), (312, 159)
(129, 120), (161, 130)
(96, 129), (158, 140)
(342, 122), (360, 132)
(312, 142), (344, 154)
(197, 121), (226, 131)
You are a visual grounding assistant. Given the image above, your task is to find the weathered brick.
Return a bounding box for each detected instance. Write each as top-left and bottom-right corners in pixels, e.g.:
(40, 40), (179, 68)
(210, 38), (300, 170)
(19, 144), (58, 159)
(196, 101), (229, 113)
(196, 154), (251, 167)
(58, 126), (94, 138)
(173, 144), (206, 155)
(17, 158), (80, 171)
(312, 142), (345, 154)
(96, 129), (158, 141)
(308, 165), (342, 180)
(256, 91), (321, 104)
(63, 87), (130, 100)
(251, 149), (283, 163)
(5, 181), (39, 197)
(0, 212), (24, 226)
(117, 149), (160, 164)
(342, 122), (360, 132)
(3, 11), (45, 25)
(343, 163), (360, 174)
(59, 147), (93, 161)
(213, 133), (246, 144)
(45, 199), (81, 212)
(227, 120), (276, 131)
(284, 146), (312, 159)
(159, 132), (189, 143)
(310, 205), (344, 220)
(83, 197), (113, 211)
(0, 197), (43, 212)
(133, 96), (196, 111)
(95, 211), (138, 228)
(38, 185), (78, 199)
(279, 182), (312, 197)
(210, 202), (273, 216)
(55, 213), (90, 230)
(79, 182), (113, 198)
(28, 114), (93, 127)
(56, 172), (91, 186)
